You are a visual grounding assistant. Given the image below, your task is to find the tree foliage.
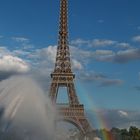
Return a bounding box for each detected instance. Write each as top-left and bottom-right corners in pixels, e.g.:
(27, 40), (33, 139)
(98, 126), (140, 140)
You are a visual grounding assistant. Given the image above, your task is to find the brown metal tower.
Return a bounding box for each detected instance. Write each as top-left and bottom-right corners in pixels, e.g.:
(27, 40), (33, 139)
(49, 0), (92, 134)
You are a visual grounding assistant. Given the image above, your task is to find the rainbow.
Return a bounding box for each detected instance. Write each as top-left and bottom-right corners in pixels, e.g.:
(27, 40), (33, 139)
(76, 82), (114, 140)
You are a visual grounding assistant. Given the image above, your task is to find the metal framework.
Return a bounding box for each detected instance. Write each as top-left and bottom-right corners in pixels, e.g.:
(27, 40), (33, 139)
(49, 0), (92, 134)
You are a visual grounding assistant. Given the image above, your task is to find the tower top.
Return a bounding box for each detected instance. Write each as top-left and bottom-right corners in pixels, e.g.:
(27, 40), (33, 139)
(53, 0), (72, 75)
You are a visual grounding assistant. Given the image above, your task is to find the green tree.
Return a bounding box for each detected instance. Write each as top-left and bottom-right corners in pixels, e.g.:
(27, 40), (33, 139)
(129, 126), (140, 140)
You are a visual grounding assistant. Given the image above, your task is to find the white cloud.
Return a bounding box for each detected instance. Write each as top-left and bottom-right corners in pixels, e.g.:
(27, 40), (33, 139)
(95, 50), (114, 55)
(13, 50), (30, 56)
(138, 26), (140, 30)
(79, 71), (107, 82)
(0, 47), (11, 56)
(71, 38), (89, 46)
(132, 35), (140, 42)
(71, 38), (116, 47)
(116, 42), (132, 49)
(118, 110), (128, 117)
(99, 79), (123, 87)
(91, 39), (116, 47)
(71, 38), (134, 50)
(96, 48), (140, 63)
(78, 71), (123, 87)
(71, 46), (93, 59)
(12, 37), (29, 43)
(97, 19), (104, 23)
(72, 59), (83, 70)
(134, 86), (140, 91)
(116, 49), (140, 62)
(0, 55), (30, 73)
(23, 44), (34, 50)
(37, 45), (57, 63)
(71, 46), (140, 66)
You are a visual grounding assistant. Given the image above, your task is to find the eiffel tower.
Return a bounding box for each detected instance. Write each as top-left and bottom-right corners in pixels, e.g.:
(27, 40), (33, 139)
(49, 0), (92, 135)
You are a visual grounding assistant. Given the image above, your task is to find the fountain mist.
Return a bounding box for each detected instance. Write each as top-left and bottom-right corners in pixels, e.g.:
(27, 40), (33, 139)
(0, 76), (56, 140)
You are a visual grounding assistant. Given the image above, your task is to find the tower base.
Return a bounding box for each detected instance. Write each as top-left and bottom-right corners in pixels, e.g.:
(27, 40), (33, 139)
(57, 104), (92, 134)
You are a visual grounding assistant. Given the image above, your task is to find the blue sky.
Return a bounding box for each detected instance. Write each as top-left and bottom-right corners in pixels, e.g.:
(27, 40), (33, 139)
(0, 0), (140, 128)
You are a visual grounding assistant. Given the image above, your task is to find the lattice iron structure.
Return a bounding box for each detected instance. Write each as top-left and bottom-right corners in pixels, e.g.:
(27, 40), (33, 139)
(49, 0), (92, 134)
